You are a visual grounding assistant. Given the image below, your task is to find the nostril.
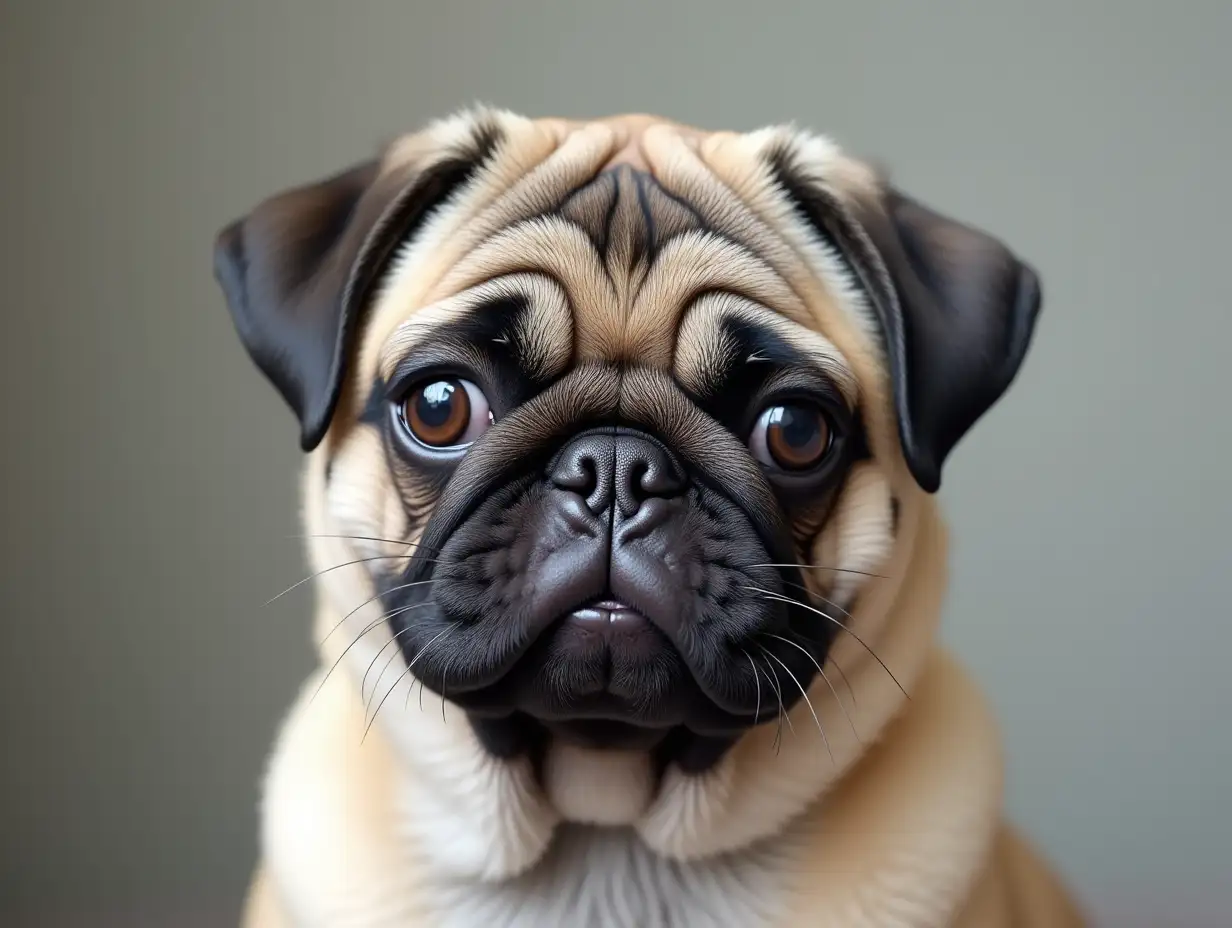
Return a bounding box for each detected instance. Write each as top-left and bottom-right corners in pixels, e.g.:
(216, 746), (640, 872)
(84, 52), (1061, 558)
(628, 461), (650, 501)
(549, 435), (617, 517)
(553, 452), (599, 496)
(579, 456), (598, 496)
(637, 457), (682, 498)
(614, 439), (685, 518)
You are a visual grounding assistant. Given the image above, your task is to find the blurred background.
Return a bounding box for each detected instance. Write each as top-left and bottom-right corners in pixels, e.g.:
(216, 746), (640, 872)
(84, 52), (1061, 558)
(2, 1), (1229, 925)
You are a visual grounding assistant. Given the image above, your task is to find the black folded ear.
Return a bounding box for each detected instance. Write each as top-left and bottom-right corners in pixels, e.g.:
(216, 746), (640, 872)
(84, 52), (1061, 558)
(213, 140), (496, 450)
(769, 157), (1041, 492)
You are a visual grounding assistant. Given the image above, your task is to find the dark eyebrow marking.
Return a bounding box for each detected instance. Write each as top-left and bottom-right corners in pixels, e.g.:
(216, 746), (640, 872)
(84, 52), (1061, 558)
(358, 294), (533, 425)
(633, 169), (656, 265)
(681, 314), (851, 439)
(393, 295), (531, 375)
(723, 317), (808, 366)
(691, 316), (829, 396)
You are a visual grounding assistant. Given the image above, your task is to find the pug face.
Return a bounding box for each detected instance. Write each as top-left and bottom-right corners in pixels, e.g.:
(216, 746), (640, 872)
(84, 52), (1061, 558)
(215, 111), (1040, 771)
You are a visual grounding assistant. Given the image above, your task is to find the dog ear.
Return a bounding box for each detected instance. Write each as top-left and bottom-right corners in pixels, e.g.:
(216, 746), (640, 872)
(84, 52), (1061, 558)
(852, 188), (1041, 492)
(213, 147), (492, 450)
(769, 158), (1041, 492)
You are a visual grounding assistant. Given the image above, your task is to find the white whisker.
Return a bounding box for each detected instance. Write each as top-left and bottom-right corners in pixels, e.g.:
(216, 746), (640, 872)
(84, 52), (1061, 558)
(362, 624), (457, 741)
(744, 585), (908, 698)
(742, 649), (763, 726)
(745, 562), (887, 579)
(760, 645), (834, 764)
(264, 554), (423, 605)
(764, 632), (861, 744)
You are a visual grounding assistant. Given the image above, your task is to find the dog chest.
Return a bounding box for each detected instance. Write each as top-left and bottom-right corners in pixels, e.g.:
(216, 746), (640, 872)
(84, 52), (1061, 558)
(431, 823), (790, 928)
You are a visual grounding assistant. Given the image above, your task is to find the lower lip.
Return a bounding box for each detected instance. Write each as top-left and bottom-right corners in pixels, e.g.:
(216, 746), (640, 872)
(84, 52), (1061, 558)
(590, 598), (628, 611)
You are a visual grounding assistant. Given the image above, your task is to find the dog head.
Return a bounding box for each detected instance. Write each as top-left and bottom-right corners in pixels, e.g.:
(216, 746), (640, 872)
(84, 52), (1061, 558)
(215, 111), (1039, 775)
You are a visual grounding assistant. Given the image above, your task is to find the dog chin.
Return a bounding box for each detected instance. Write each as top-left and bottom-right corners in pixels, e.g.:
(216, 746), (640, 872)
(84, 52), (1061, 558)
(449, 598), (747, 746)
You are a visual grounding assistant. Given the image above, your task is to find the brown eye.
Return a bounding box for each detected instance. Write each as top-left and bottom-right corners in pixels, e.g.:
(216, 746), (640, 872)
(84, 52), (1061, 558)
(399, 378), (491, 449)
(750, 403), (832, 471)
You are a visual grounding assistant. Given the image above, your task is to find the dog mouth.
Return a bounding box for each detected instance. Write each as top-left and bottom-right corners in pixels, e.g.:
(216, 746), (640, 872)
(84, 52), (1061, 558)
(553, 599), (662, 664)
(463, 595), (694, 731)
(426, 552), (802, 745)
(540, 598), (676, 695)
(389, 526), (815, 751)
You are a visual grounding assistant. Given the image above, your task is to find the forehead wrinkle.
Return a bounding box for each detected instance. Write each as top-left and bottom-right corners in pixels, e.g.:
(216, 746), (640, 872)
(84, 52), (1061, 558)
(502, 274), (573, 379)
(674, 293), (858, 403)
(365, 119), (867, 401)
(552, 165), (722, 364)
(376, 274), (571, 382)
(360, 123), (615, 380)
(443, 123), (620, 271)
(642, 125), (814, 311)
(624, 230), (809, 367)
(432, 216), (615, 311)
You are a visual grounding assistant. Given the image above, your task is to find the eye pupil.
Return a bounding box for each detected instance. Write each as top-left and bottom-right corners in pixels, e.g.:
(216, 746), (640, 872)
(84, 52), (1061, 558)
(416, 382), (456, 427)
(403, 378), (470, 447)
(775, 407), (814, 447)
(764, 403), (830, 470)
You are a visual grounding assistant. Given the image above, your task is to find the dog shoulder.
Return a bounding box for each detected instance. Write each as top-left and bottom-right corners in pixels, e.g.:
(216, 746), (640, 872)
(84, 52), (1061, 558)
(952, 825), (1089, 927)
(255, 666), (426, 926)
(774, 650), (1007, 925)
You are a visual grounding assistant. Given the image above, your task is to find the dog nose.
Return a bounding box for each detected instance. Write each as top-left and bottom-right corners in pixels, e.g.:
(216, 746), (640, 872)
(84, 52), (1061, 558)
(550, 431), (684, 517)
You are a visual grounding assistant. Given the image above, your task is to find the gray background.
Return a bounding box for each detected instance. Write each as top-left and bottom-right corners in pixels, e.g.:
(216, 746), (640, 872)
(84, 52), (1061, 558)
(2, 1), (1228, 925)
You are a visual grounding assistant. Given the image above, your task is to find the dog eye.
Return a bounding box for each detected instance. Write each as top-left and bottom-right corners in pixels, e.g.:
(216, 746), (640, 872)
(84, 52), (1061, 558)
(399, 378), (492, 449)
(749, 402), (832, 471)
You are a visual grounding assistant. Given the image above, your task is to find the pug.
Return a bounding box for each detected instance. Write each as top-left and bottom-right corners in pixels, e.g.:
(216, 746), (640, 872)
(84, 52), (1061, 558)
(214, 110), (1085, 927)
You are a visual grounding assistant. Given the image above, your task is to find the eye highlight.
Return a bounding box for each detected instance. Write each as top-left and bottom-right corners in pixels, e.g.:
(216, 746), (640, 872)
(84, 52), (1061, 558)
(750, 402), (832, 471)
(399, 378), (492, 449)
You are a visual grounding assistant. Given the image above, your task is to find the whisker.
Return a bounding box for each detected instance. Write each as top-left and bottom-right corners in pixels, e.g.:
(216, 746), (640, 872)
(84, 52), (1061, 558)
(746, 563), (888, 580)
(362, 624), (457, 742)
(319, 579), (439, 646)
(361, 626), (415, 710)
(741, 649), (763, 727)
(358, 603), (437, 707)
(759, 653), (790, 755)
(776, 581), (859, 708)
(439, 654), (456, 723)
(760, 644), (833, 764)
(311, 615), (390, 703)
(312, 596), (437, 705)
(264, 554), (422, 606)
(404, 662), (432, 713)
(801, 586), (858, 622)
(744, 586), (909, 699)
(781, 578), (823, 600)
(764, 633), (862, 745)
(828, 655), (857, 710)
(780, 576), (867, 628)
(295, 533), (439, 553)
